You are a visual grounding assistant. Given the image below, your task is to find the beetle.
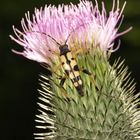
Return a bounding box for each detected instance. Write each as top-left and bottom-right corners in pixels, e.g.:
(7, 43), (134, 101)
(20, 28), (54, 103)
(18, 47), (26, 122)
(34, 26), (94, 96)
(47, 34), (85, 96)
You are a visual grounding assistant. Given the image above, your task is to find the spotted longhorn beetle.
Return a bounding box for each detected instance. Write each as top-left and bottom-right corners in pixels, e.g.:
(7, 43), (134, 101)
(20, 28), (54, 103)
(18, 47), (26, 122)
(46, 31), (94, 96)
(34, 26), (94, 96)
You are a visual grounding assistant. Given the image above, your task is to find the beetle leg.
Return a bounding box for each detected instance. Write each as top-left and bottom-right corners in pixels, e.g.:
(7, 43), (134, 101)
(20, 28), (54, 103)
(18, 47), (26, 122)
(60, 77), (66, 86)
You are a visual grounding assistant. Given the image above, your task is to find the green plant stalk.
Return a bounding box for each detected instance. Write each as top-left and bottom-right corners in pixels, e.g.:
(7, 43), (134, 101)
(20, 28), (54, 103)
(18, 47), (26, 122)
(35, 48), (140, 140)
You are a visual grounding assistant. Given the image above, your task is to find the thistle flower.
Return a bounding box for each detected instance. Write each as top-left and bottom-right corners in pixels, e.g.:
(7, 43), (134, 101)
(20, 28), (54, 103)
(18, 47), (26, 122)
(10, 0), (140, 140)
(10, 0), (131, 66)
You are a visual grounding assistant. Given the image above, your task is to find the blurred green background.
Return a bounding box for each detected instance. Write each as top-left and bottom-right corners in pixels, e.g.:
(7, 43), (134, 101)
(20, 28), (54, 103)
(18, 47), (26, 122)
(0, 0), (140, 139)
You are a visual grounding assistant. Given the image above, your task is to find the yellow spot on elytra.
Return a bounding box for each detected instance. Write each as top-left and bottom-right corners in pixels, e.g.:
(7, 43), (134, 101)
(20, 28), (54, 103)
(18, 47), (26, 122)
(74, 71), (79, 77)
(67, 52), (73, 60)
(63, 63), (71, 71)
(70, 60), (77, 68)
(78, 80), (82, 85)
(69, 72), (75, 79)
(74, 82), (78, 87)
(60, 55), (66, 63)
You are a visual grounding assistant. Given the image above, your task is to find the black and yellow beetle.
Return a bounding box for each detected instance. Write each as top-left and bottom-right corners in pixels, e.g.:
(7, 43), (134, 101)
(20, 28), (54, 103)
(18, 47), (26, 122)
(47, 34), (85, 96)
(35, 27), (93, 96)
(47, 30), (94, 96)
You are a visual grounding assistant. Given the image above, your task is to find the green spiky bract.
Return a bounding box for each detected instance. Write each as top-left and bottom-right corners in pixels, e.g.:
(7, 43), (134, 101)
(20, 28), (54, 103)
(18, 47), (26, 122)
(34, 48), (140, 140)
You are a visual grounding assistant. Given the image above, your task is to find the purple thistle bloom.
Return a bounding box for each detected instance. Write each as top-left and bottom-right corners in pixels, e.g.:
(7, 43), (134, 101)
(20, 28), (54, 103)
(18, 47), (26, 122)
(10, 0), (132, 66)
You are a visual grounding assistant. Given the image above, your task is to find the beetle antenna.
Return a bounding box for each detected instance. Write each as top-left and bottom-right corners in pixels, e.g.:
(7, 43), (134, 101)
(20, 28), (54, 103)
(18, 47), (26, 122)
(47, 34), (61, 46)
(64, 32), (72, 44)
(30, 31), (61, 46)
(64, 21), (88, 45)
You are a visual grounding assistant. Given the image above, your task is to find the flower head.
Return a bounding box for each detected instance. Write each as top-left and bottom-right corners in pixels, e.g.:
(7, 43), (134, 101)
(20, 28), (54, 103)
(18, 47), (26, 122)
(10, 0), (132, 65)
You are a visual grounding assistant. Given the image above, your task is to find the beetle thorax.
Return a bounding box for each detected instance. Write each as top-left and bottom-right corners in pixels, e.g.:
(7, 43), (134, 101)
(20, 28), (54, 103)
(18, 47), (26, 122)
(59, 44), (70, 55)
